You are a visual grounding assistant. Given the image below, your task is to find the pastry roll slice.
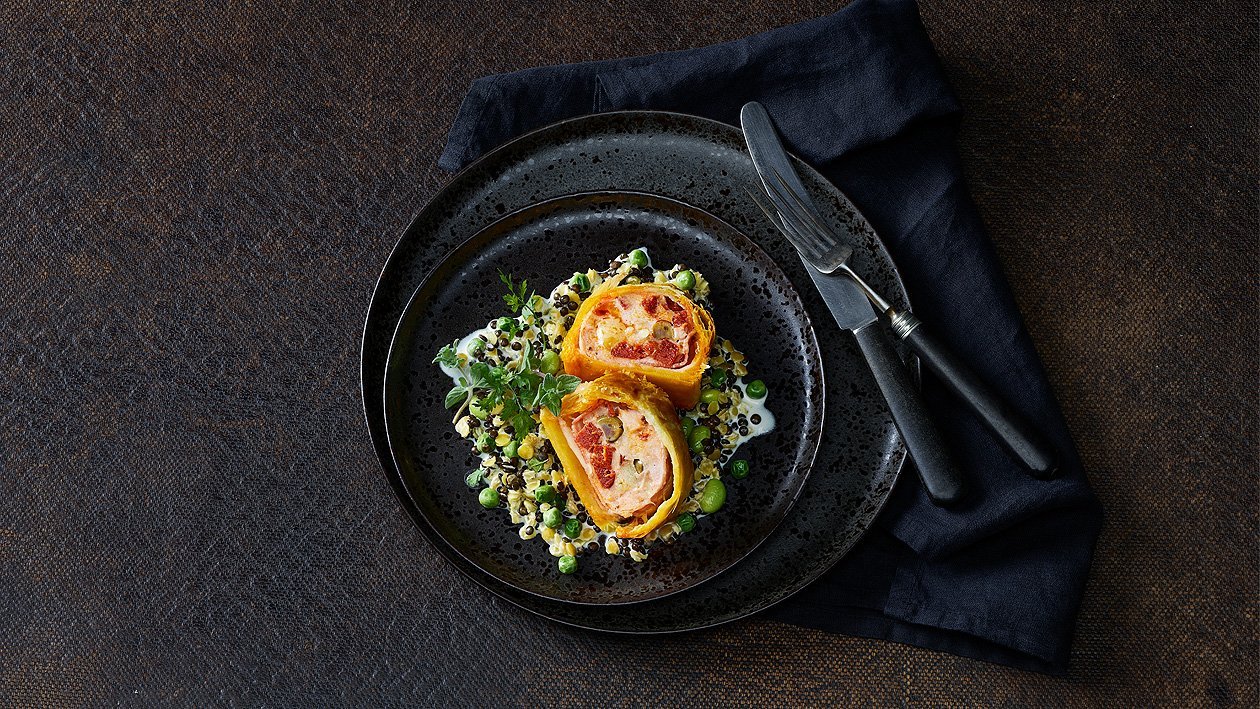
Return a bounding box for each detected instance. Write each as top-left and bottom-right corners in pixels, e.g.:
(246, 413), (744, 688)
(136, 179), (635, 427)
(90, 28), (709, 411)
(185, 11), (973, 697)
(539, 372), (693, 538)
(560, 276), (715, 409)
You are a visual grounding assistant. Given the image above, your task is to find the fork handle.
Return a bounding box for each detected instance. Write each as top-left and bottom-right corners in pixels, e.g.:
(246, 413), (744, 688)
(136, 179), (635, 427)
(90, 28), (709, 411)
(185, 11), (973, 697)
(891, 311), (1060, 479)
(853, 320), (965, 506)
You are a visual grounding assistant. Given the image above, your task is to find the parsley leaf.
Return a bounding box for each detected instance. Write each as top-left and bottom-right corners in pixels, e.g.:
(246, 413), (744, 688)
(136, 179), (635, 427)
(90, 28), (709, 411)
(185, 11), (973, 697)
(499, 269), (533, 314)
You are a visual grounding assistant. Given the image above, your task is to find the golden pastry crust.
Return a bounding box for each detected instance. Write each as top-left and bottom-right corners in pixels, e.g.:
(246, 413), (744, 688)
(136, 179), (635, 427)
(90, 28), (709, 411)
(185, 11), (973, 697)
(560, 275), (715, 409)
(539, 372), (694, 538)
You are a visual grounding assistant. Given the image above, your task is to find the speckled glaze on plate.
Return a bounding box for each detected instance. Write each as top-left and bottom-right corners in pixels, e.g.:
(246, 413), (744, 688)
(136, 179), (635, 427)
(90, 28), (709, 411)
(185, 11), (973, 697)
(383, 192), (823, 604)
(362, 111), (912, 631)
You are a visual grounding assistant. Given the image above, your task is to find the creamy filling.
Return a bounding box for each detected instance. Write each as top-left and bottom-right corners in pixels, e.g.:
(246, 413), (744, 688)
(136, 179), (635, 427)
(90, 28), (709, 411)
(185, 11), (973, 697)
(578, 292), (694, 370)
(561, 400), (672, 521)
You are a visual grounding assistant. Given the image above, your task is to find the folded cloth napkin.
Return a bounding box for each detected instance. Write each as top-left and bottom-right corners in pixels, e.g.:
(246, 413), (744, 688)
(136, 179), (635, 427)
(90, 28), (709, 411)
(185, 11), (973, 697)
(439, 0), (1103, 674)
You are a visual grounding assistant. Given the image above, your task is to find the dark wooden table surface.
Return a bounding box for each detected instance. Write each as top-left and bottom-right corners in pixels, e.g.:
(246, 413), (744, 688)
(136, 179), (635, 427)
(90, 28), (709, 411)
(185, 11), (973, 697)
(3, 1), (1255, 706)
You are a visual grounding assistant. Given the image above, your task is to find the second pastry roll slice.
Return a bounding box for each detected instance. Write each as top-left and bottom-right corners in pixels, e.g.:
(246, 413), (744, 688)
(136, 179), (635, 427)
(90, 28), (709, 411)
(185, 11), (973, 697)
(560, 276), (715, 409)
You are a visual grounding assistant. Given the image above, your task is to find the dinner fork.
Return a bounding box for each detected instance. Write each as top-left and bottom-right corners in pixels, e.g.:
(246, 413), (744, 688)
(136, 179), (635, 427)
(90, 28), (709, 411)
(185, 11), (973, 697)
(748, 166), (1059, 480)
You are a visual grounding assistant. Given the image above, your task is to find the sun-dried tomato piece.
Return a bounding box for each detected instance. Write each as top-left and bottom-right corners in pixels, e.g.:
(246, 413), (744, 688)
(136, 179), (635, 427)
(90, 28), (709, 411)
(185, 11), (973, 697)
(611, 341), (645, 359)
(592, 445), (616, 488)
(650, 340), (683, 366)
(575, 423), (603, 450)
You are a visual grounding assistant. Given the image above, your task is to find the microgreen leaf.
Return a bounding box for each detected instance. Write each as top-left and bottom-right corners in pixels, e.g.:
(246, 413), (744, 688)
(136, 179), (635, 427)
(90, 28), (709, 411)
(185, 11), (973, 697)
(535, 373), (581, 416)
(432, 341), (460, 368)
(444, 385), (469, 409)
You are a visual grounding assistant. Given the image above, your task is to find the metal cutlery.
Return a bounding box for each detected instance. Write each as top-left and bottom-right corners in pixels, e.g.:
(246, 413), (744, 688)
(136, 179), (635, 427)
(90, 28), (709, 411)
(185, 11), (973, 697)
(741, 102), (965, 506)
(740, 101), (1058, 483)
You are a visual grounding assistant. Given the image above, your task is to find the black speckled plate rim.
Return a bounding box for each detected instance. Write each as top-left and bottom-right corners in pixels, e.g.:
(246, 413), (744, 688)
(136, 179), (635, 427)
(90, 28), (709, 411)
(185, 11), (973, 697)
(360, 109), (913, 634)
(380, 191), (824, 606)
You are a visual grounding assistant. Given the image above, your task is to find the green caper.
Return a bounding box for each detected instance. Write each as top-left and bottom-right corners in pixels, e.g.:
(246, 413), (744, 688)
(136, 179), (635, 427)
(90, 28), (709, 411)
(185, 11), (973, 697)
(672, 269), (696, 290)
(467, 339), (485, 356)
(595, 415), (623, 442)
(688, 425), (711, 453)
(543, 507), (563, 528)
(496, 317), (514, 331)
(534, 484), (557, 504)
(465, 470), (483, 489)
(746, 379), (767, 399)
(478, 487), (500, 509)
(676, 512), (696, 533)
(698, 479), (726, 513)
(503, 441), (519, 458)
(627, 249), (649, 268)
(539, 350), (561, 374)
(730, 459), (749, 479)
(475, 432), (493, 453)
(708, 368), (727, 387)
(570, 273), (590, 292)
(563, 518), (581, 539)
(699, 388), (721, 405)
(469, 399), (488, 420)
(558, 554), (577, 574)
(680, 416), (695, 438)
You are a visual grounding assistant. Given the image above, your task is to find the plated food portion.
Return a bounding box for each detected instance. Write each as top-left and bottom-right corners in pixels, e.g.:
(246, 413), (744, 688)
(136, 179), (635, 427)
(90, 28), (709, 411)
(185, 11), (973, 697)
(434, 248), (774, 574)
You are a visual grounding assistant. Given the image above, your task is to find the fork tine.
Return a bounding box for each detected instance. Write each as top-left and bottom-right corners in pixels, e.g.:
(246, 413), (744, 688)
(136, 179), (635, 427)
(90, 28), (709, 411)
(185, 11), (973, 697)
(759, 173), (831, 255)
(744, 185), (822, 260)
(740, 187), (781, 231)
(779, 214), (825, 260)
(767, 167), (840, 250)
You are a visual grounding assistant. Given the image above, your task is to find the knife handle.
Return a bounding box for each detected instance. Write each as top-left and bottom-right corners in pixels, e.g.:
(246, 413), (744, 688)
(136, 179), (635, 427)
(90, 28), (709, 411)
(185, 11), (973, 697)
(891, 312), (1059, 479)
(852, 320), (965, 506)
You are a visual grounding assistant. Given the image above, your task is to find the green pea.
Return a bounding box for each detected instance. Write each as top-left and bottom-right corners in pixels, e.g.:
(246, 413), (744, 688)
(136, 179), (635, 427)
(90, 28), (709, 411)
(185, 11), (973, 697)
(539, 350), (561, 375)
(503, 441), (519, 458)
(699, 388), (721, 405)
(467, 339), (485, 356)
(676, 512), (696, 533)
(680, 416), (695, 438)
(627, 248), (649, 268)
(465, 470), (483, 489)
(688, 425), (711, 453)
(534, 484), (557, 504)
(475, 432), (494, 453)
(745, 379), (767, 399)
(563, 518), (581, 539)
(558, 554), (577, 574)
(469, 399), (488, 420)
(730, 459), (749, 479)
(496, 317), (514, 331)
(478, 487), (500, 509)
(698, 479), (726, 513)
(570, 273), (590, 292)
(543, 507), (563, 529)
(709, 368), (727, 387)
(672, 269), (696, 290)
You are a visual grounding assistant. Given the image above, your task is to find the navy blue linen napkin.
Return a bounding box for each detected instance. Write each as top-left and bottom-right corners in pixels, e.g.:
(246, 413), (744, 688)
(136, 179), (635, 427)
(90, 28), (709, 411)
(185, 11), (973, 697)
(438, 0), (1102, 674)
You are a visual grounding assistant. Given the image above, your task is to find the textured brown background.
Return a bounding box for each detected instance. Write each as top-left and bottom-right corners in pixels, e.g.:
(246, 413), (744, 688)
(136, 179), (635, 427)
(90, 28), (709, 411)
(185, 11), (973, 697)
(1, 1), (1255, 706)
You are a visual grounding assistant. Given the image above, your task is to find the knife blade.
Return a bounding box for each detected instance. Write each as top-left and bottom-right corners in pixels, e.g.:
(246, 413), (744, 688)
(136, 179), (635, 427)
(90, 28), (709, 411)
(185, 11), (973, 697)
(741, 102), (964, 506)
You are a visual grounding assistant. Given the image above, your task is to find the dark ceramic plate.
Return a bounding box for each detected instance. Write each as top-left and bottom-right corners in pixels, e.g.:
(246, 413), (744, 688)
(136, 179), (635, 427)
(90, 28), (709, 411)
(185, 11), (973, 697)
(362, 111), (911, 631)
(382, 192), (823, 604)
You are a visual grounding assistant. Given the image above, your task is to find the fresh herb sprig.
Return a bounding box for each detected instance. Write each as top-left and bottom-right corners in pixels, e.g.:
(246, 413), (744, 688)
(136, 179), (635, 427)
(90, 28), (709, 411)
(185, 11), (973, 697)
(499, 269), (534, 315)
(433, 271), (579, 441)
